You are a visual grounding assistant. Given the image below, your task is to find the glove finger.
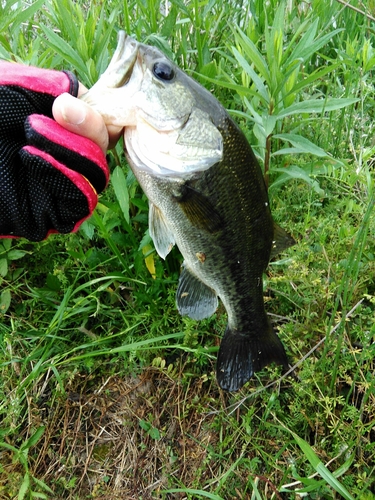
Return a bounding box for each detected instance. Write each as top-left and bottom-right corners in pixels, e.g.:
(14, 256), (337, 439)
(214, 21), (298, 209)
(13, 146), (98, 241)
(0, 61), (78, 98)
(25, 114), (109, 193)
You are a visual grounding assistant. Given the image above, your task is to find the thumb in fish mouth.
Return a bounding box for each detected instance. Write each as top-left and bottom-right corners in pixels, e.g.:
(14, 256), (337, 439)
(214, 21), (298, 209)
(53, 91), (124, 152)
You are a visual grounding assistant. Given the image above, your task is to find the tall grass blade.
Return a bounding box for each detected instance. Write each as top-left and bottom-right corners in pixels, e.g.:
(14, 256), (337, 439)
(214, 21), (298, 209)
(112, 166), (130, 224)
(17, 473), (30, 500)
(55, 331), (186, 365)
(276, 98), (359, 118)
(21, 426), (45, 451)
(161, 489), (224, 499)
(285, 429), (355, 500)
(0, 0), (45, 32)
(38, 25), (88, 76)
(327, 191), (375, 391)
(273, 133), (328, 157)
(231, 46), (269, 105)
(233, 27), (270, 85)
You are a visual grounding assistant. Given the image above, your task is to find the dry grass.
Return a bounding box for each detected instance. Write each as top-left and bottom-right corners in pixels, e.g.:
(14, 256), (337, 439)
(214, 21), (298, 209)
(2, 311), (375, 498)
(1, 361), (234, 499)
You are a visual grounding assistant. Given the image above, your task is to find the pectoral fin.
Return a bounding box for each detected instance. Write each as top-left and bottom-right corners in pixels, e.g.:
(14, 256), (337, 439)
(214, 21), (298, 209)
(270, 223), (295, 259)
(176, 184), (223, 233)
(176, 264), (218, 320)
(149, 203), (175, 259)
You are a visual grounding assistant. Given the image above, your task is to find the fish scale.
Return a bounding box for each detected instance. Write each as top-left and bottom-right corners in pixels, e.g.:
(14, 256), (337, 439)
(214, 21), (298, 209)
(82, 31), (295, 392)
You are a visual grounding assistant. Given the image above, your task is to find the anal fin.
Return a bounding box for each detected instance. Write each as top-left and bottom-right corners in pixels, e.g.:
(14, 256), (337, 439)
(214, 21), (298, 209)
(176, 264), (218, 320)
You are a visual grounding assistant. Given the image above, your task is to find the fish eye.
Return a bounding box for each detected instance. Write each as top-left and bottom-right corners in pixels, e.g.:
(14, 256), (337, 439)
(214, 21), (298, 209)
(153, 61), (175, 82)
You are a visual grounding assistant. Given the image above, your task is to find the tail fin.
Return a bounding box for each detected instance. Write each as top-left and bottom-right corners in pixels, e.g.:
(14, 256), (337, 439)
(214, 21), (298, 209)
(216, 322), (288, 392)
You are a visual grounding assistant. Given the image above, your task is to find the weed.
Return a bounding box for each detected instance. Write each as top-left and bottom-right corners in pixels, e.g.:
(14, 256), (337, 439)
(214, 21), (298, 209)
(0, 0), (374, 498)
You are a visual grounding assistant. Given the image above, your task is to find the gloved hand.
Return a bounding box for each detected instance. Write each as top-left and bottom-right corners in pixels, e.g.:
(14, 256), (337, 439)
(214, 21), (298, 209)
(0, 61), (109, 241)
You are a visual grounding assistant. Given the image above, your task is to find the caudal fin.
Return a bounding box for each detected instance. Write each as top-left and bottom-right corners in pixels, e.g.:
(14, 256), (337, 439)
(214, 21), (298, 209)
(216, 323), (288, 392)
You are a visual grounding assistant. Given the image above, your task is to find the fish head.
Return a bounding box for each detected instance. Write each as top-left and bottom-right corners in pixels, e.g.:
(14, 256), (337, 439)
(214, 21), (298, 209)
(82, 31), (223, 177)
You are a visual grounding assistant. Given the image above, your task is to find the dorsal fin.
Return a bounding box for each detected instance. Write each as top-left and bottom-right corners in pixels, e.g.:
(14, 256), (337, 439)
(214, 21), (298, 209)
(270, 223), (295, 260)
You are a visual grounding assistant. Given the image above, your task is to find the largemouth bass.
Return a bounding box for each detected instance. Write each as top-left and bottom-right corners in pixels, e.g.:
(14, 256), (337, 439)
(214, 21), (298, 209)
(82, 32), (295, 392)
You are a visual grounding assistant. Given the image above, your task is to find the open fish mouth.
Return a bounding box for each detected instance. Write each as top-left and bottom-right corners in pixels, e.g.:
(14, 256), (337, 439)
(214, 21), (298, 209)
(97, 31), (139, 88)
(80, 31), (142, 125)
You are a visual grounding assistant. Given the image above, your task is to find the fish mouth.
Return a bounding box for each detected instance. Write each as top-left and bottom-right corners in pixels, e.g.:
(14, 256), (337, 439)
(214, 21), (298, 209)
(101, 31), (139, 88)
(80, 31), (142, 126)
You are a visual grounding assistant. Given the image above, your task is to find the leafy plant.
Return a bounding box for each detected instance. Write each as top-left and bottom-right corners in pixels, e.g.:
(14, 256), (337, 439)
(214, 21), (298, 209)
(0, 239), (28, 315)
(0, 427), (53, 499)
(0, 239), (27, 279)
(204, 2), (359, 191)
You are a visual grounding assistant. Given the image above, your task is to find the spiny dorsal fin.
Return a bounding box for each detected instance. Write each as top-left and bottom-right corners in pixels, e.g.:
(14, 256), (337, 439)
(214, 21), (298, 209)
(270, 223), (295, 260)
(176, 264), (218, 320)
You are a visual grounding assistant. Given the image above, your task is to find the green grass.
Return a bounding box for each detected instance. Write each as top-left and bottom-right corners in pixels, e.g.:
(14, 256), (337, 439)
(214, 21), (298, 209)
(1, 0), (375, 498)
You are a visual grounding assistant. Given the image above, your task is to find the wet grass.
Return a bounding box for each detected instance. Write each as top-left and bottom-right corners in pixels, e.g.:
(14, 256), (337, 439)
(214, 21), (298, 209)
(0, 0), (375, 498)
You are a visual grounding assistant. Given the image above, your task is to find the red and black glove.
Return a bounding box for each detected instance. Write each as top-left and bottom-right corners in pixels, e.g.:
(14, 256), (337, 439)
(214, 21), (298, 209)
(0, 61), (109, 241)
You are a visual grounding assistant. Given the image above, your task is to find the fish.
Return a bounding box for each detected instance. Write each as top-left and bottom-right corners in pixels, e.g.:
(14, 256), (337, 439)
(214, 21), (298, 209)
(82, 31), (295, 392)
